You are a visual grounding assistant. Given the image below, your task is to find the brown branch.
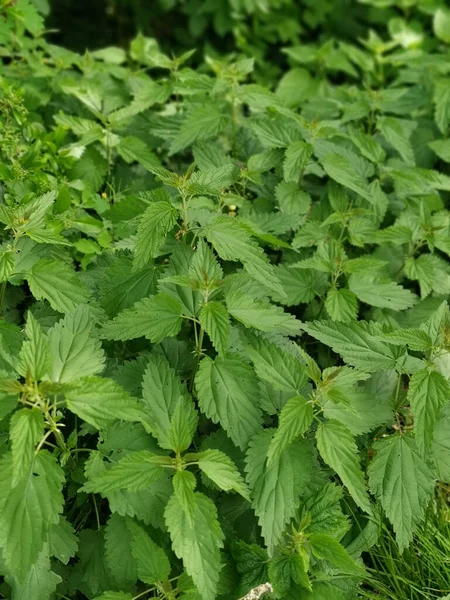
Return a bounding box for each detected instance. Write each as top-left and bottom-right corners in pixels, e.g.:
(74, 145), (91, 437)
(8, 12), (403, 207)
(239, 583), (273, 600)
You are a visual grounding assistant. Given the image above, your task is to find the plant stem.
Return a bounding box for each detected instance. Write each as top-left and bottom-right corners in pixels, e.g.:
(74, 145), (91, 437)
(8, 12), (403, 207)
(189, 325), (204, 392)
(92, 494), (101, 530)
(181, 191), (191, 241)
(132, 586), (157, 600)
(42, 403), (76, 468)
(35, 429), (55, 454)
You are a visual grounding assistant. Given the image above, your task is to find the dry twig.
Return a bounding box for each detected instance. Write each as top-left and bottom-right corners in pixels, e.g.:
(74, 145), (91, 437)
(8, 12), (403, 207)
(239, 582), (273, 600)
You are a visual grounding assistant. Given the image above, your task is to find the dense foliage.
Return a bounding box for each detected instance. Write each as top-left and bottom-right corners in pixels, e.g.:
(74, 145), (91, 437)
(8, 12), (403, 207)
(2, 1), (450, 599)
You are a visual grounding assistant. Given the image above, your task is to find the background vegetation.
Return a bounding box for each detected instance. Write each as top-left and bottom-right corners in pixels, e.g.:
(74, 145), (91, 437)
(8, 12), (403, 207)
(1, 0), (450, 599)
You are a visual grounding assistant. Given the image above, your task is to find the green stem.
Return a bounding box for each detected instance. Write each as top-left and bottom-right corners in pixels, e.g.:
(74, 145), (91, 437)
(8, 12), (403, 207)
(393, 372), (404, 432)
(393, 372), (402, 411)
(42, 403), (77, 468)
(132, 586), (158, 600)
(35, 429), (55, 454)
(92, 494), (101, 530)
(189, 326), (204, 393)
(181, 192), (191, 241)
(193, 320), (199, 349)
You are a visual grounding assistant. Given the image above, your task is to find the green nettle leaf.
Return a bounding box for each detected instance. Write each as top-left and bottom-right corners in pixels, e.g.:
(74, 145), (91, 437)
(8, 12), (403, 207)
(348, 275), (416, 311)
(172, 470), (197, 520)
(165, 490), (224, 600)
(70, 146), (108, 190)
(5, 548), (62, 600)
(275, 181), (311, 215)
(232, 540), (269, 596)
(159, 245), (203, 317)
(325, 288), (358, 322)
(347, 128), (385, 164)
(434, 7), (450, 44)
(316, 420), (372, 513)
(127, 519), (170, 584)
(301, 321), (404, 373)
(84, 451), (165, 496)
(70, 528), (110, 596)
(272, 265), (316, 306)
(433, 408), (450, 482)
(226, 291), (301, 335)
(10, 408), (44, 487)
(276, 66), (312, 106)
(107, 475), (172, 532)
(99, 262), (159, 318)
(390, 166), (450, 196)
(283, 140), (313, 182)
(321, 153), (371, 201)
(48, 517), (78, 565)
(54, 112), (101, 135)
(190, 238), (223, 284)
(248, 115), (300, 148)
(309, 533), (364, 575)
(379, 329), (433, 352)
(404, 255), (436, 298)
(0, 250), (14, 282)
(170, 105), (228, 154)
(185, 164), (238, 195)
(102, 293), (183, 342)
(377, 116), (416, 165)
(17, 312), (50, 381)
(66, 376), (143, 430)
(245, 429), (313, 555)
(191, 448), (250, 500)
(407, 369), (450, 452)
(368, 436), (435, 551)
(141, 354), (197, 452)
(0, 451), (64, 580)
(134, 193), (178, 268)
(268, 554), (293, 597)
(47, 306), (105, 383)
(199, 302), (230, 355)
(267, 395), (313, 465)
(104, 514), (137, 587)
(27, 259), (90, 313)
(204, 216), (284, 296)
(289, 552), (311, 592)
(195, 356), (262, 450)
(166, 395), (199, 454)
(0, 393), (18, 421)
(429, 138), (450, 162)
(323, 385), (392, 436)
(0, 320), (23, 373)
(242, 331), (307, 394)
(116, 136), (160, 171)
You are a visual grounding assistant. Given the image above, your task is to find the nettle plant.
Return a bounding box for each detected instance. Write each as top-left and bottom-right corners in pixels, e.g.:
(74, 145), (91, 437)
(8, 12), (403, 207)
(2, 2), (450, 600)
